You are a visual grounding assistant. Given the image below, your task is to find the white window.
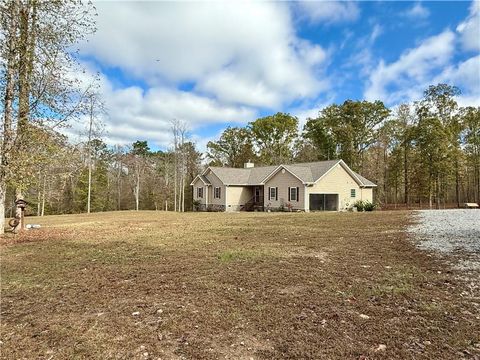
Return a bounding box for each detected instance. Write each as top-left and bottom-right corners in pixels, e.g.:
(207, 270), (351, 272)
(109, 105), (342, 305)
(214, 187), (221, 199)
(197, 187), (203, 199)
(289, 187), (298, 201)
(269, 187), (277, 201)
(350, 189), (356, 198)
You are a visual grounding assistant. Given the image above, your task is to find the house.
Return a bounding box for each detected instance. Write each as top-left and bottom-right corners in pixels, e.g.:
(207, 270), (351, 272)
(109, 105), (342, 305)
(190, 160), (377, 212)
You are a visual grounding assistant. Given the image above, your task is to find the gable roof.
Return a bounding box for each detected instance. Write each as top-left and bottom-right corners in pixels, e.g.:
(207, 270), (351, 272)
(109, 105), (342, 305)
(200, 160), (377, 187)
(352, 171), (377, 187)
(190, 174), (211, 186)
(207, 167), (252, 185)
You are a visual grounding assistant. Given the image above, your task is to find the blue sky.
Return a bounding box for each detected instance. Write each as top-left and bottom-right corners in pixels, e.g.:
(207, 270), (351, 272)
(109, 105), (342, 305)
(76, 1), (480, 151)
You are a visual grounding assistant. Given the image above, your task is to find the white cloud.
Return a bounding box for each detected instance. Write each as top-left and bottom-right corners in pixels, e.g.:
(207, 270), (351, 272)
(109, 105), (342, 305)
(364, 30), (456, 104)
(295, 1), (360, 24)
(364, 1), (480, 107)
(434, 55), (480, 106)
(369, 24), (383, 44)
(456, 1), (480, 52)
(404, 2), (430, 19)
(67, 65), (257, 149)
(102, 86), (257, 148)
(81, 1), (328, 109)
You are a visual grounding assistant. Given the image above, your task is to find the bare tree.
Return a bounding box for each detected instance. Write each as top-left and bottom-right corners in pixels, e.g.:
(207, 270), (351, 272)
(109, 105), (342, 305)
(0, 1), (19, 234)
(85, 93), (105, 214)
(171, 119), (188, 212)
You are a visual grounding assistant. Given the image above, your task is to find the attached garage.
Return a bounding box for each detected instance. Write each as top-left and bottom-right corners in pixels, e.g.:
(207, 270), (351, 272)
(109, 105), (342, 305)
(309, 194), (338, 211)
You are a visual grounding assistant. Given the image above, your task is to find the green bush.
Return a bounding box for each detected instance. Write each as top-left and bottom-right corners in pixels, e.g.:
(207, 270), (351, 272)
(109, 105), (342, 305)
(353, 200), (377, 212)
(193, 200), (201, 211)
(353, 200), (365, 211)
(363, 201), (377, 211)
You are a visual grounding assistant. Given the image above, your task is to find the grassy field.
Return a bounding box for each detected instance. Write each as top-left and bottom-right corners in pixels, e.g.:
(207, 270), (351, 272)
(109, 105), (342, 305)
(1, 211), (479, 359)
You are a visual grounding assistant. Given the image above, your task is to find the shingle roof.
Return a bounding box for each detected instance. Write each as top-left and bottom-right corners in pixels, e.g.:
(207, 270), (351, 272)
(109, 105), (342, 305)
(206, 160), (377, 187)
(208, 167), (251, 185)
(352, 171), (377, 187)
(190, 174), (212, 186)
(199, 175), (211, 185)
(247, 165), (278, 184)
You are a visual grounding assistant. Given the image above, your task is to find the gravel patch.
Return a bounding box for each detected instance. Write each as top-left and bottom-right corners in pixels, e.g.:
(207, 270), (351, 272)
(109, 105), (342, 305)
(410, 209), (480, 271)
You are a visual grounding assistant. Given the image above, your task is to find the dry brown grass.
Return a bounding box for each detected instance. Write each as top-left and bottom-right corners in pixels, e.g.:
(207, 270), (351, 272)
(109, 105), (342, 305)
(1, 211), (479, 359)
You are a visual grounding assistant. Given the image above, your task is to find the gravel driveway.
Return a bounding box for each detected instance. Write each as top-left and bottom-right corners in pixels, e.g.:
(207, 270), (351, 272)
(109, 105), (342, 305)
(410, 209), (480, 271)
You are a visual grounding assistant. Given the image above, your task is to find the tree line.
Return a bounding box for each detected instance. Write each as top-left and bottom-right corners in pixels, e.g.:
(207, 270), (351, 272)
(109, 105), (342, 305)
(1, 128), (201, 218)
(207, 84), (480, 209)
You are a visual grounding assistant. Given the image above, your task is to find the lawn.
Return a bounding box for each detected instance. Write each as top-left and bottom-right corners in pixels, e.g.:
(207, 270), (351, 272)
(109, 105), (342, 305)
(1, 211), (479, 359)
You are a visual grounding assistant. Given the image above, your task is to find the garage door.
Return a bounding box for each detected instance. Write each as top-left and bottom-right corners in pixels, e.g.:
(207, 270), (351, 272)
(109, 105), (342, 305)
(309, 194), (338, 211)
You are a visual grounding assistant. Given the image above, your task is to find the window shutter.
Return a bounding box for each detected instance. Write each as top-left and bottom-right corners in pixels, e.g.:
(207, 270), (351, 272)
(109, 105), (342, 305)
(219, 187), (221, 198)
(296, 187), (299, 202)
(268, 187), (271, 201)
(288, 187), (291, 201)
(275, 187), (278, 201)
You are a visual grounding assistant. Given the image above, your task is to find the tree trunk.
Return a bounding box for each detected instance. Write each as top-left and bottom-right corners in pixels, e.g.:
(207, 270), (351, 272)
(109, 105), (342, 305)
(404, 145), (409, 205)
(455, 159), (460, 208)
(117, 157), (122, 210)
(135, 171), (140, 211)
(383, 147), (388, 205)
(37, 170), (41, 216)
(428, 175), (433, 210)
(87, 98), (93, 213)
(14, 1), (37, 232)
(87, 162), (92, 213)
(0, 184), (6, 234)
(476, 162), (480, 203)
(181, 175), (185, 212)
(0, 2), (19, 235)
(41, 173), (46, 216)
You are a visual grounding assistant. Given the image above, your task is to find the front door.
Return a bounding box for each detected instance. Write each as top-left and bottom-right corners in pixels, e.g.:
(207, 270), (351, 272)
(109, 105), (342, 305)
(254, 187), (261, 203)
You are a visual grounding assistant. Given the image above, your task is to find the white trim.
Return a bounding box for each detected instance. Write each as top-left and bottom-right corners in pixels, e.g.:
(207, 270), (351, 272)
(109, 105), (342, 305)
(269, 187), (277, 200)
(338, 160), (377, 188)
(289, 187), (298, 201)
(304, 185), (309, 212)
(350, 188), (356, 198)
(260, 165), (306, 185)
(310, 160), (375, 188)
(224, 185), (228, 210)
(190, 174), (211, 186)
(339, 160), (365, 187)
(205, 186), (209, 208)
(197, 187), (204, 199)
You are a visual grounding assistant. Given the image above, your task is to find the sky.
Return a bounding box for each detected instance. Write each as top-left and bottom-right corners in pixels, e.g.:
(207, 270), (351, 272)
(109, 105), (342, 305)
(74, 0), (480, 151)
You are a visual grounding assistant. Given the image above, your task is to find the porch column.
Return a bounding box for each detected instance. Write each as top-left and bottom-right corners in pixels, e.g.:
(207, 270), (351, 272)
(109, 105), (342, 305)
(304, 185), (309, 212)
(225, 185), (228, 212)
(205, 186), (209, 210)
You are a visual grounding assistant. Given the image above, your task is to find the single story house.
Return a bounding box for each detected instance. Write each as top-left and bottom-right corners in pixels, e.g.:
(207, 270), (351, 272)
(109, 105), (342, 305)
(190, 160), (377, 212)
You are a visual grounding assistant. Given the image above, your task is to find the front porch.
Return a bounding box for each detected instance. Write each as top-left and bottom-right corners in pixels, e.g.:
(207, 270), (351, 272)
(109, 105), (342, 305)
(239, 185), (264, 211)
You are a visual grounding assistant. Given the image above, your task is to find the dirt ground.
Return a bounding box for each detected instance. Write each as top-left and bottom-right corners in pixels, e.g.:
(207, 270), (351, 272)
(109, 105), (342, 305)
(1, 211), (479, 359)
